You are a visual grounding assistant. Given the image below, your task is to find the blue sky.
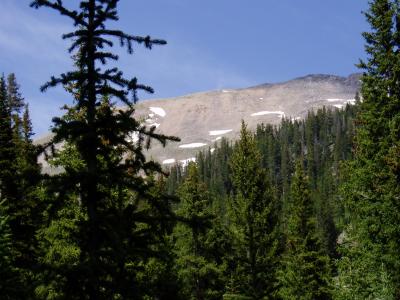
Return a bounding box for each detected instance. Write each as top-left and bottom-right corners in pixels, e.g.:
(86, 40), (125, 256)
(0, 0), (368, 136)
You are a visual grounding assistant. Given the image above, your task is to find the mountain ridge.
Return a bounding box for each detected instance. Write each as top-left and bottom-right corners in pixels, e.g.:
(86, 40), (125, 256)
(35, 73), (361, 171)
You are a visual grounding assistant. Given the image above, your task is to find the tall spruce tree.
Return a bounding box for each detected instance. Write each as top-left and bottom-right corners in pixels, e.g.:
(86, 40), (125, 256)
(336, 0), (400, 298)
(31, 1), (179, 298)
(7, 73), (24, 116)
(174, 162), (225, 300)
(277, 161), (332, 300)
(0, 75), (16, 204)
(7, 73), (25, 156)
(227, 121), (279, 300)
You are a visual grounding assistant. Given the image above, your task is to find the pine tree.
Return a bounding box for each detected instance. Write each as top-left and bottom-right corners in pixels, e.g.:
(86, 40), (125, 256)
(0, 73), (42, 296)
(0, 75), (16, 203)
(7, 73), (24, 116)
(22, 104), (33, 143)
(277, 161), (332, 300)
(135, 176), (181, 300)
(0, 75), (30, 297)
(31, 1), (179, 298)
(336, 0), (400, 298)
(0, 200), (20, 299)
(7, 73), (26, 156)
(227, 121), (279, 299)
(174, 162), (225, 300)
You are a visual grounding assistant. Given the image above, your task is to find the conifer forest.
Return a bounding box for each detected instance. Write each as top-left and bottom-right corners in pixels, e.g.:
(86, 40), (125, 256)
(0, 0), (400, 299)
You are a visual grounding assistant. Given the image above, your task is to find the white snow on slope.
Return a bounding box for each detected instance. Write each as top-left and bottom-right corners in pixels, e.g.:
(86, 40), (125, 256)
(259, 97), (264, 100)
(180, 157), (196, 167)
(179, 143), (207, 149)
(148, 123), (160, 128)
(334, 104), (344, 109)
(213, 137), (222, 142)
(149, 107), (166, 117)
(251, 111), (285, 117)
(162, 158), (176, 164)
(209, 129), (232, 136)
(327, 98), (356, 105)
(210, 148), (216, 153)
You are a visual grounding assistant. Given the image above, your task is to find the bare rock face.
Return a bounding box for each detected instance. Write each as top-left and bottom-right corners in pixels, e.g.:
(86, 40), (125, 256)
(35, 73), (360, 171)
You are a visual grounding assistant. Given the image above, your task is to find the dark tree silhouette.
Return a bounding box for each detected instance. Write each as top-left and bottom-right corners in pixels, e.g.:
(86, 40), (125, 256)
(31, 1), (179, 298)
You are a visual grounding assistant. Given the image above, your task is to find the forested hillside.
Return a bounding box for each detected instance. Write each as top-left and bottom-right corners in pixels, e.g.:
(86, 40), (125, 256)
(165, 104), (357, 298)
(0, 0), (399, 299)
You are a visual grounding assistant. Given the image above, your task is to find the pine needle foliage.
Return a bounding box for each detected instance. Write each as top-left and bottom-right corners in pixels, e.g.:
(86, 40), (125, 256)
(174, 163), (225, 300)
(228, 121), (279, 300)
(0, 200), (20, 299)
(0, 71), (43, 298)
(0, 75), (16, 206)
(336, 0), (400, 298)
(277, 161), (332, 300)
(30, 1), (179, 298)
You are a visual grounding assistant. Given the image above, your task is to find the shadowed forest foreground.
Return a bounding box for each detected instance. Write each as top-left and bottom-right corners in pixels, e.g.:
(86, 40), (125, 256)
(1, 0), (400, 299)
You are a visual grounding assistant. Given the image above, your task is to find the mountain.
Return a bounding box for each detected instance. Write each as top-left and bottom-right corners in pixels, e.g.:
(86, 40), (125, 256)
(35, 73), (360, 171)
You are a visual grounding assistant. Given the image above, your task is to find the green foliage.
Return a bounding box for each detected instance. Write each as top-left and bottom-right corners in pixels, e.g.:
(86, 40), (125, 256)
(0, 200), (20, 299)
(35, 202), (84, 300)
(228, 121), (279, 299)
(335, 225), (395, 300)
(335, 0), (400, 298)
(30, 1), (180, 298)
(174, 163), (226, 300)
(277, 162), (332, 300)
(0, 2), (376, 299)
(223, 294), (252, 300)
(165, 107), (357, 298)
(0, 75), (15, 202)
(0, 72), (42, 297)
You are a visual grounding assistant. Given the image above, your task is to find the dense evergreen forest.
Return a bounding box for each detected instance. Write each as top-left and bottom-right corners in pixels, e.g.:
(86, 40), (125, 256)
(0, 0), (399, 299)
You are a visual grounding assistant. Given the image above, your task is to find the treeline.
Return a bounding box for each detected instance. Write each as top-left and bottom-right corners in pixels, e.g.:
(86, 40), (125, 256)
(165, 105), (357, 299)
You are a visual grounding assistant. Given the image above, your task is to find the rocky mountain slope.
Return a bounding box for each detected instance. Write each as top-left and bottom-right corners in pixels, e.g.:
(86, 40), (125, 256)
(35, 73), (360, 170)
(134, 73), (360, 166)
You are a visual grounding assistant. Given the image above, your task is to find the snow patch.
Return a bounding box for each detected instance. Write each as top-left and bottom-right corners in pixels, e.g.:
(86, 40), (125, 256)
(213, 137), (222, 142)
(180, 157), (196, 167)
(210, 148), (216, 153)
(209, 129), (232, 136)
(148, 123), (160, 128)
(179, 143), (207, 149)
(222, 89), (231, 93)
(345, 99), (356, 105)
(251, 111), (285, 117)
(291, 117), (301, 122)
(148, 113), (155, 118)
(259, 97), (264, 100)
(334, 104), (344, 109)
(162, 158), (176, 165)
(327, 98), (355, 106)
(149, 107), (166, 117)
